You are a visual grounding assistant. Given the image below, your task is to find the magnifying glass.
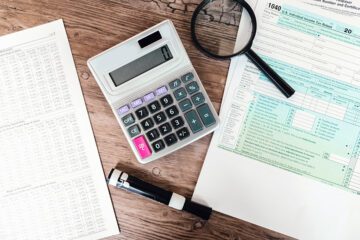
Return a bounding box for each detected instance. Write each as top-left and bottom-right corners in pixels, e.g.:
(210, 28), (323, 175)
(191, 0), (295, 98)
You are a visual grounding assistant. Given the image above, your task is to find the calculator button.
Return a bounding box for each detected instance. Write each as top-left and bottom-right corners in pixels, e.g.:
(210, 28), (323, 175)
(169, 79), (181, 89)
(176, 127), (190, 140)
(146, 129), (160, 141)
(152, 140), (165, 152)
(160, 94), (174, 107)
(197, 104), (216, 127)
(174, 87), (187, 101)
(159, 122), (172, 135)
(148, 100), (161, 113)
(179, 99), (193, 112)
(185, 81), (199, 95)
(133, 135), (152, 159)
(191, 92), (205, 106)
(156, 86), (168, 96)
(128, 124), (141, 138)
(185, 110), (203, 133)
(143, 92), (156, 102)
(164, 133), (178, 146)
(122, 113), (135, 126)
(165, 105), (179, 118)
(135, 107), (149, 120)
(141, 118), (154, 131)
(131, 98), (143, 108)
(181, 72), (194, 83)
(117, 105), (130, 116)
(153, 112), (167, 124)
(171, 116), (184, 129)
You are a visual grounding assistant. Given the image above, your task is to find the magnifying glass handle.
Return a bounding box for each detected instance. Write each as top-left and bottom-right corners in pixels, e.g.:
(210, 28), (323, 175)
(245, 49), (295, 98)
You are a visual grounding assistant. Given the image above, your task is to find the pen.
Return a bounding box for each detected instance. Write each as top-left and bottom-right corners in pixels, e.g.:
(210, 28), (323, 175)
(107, 168), (212, 220)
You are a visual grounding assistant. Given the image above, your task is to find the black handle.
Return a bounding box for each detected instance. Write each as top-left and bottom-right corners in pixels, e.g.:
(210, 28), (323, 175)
(183, 199), (212, 220)
(126, 176), (172, 205)
(245, 49), (295, 98)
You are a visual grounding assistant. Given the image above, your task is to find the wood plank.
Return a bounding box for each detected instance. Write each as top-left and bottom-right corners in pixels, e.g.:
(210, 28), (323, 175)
(0, 1), (292, 239)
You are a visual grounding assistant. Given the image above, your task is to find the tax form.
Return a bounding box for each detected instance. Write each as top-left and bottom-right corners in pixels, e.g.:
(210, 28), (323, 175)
(308, 0), (360, 16)
(0, 20), (119, 239)
(193, 0), (360, 239)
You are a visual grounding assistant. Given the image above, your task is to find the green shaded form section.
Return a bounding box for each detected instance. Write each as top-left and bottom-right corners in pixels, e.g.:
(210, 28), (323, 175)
(257, 56), (360, 128)
(220, 93), (360, 193)
(278, 5), (360, 47)
(218, 5), (360, 195)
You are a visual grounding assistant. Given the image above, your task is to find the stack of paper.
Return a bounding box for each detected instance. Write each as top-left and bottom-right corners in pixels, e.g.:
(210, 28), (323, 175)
(0, 20), (119, 240)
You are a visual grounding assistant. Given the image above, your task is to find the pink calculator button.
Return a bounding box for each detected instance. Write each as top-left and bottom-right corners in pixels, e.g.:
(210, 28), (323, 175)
(133, 135), (152, 159)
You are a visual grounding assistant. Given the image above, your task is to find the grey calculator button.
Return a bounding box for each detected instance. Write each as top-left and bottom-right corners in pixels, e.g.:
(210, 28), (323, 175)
(160, 94), (173, 107)
(197, 104), (216, 127)
(164, 133), (177, 146)
(159, 122), (172, 135)
(181, 72), (194, 83)
(185, 81), (199, 95)
(165, 105), (179, 118)
(152, 139), (165, 152)
(135, 107), (149, 120)
(179, 99), (193, 112)
(174, 87), (187, 101)
(191, 92), (205, 106)
(169, 79), (181, 89)
(122, 113), (135, 126)
(141, 118), (154, 131)
(153, 112), (167, 124)
(185, 110), (203, 133)
(148, 100), (161, 113)
(128, 124), (141, 138)
(171, 116), (184, 129)
(176, 127), (190, 140)
(146, 129), (160, 141)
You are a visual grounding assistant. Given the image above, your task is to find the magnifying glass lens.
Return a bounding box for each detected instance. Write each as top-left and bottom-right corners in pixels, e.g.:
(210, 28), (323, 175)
(193, 0), (254, 57)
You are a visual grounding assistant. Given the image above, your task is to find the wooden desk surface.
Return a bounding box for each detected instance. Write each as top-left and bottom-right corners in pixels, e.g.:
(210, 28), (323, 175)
(0, 1), (292, 239)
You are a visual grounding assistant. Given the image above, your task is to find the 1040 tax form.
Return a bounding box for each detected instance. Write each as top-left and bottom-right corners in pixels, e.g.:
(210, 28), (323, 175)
(194, 0), (360, 239)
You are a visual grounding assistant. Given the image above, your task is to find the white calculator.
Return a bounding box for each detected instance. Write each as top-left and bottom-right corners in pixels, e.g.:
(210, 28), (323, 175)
(87, 20), (219, 164)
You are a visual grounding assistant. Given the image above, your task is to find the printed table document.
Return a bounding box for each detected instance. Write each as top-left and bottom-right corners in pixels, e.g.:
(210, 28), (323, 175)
(0, 20), (119, 239)
(193, 0), (360, 239)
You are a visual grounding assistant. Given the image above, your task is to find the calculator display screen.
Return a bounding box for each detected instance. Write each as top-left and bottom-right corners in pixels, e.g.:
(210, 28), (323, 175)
(109, 45), (173, 87)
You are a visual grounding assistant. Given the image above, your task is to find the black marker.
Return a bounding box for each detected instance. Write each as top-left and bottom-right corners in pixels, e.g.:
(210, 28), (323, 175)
(107, 168), (212, 220)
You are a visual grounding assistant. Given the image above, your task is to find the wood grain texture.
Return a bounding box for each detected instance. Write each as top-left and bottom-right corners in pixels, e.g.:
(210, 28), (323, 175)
(0, 1), (293, 239)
